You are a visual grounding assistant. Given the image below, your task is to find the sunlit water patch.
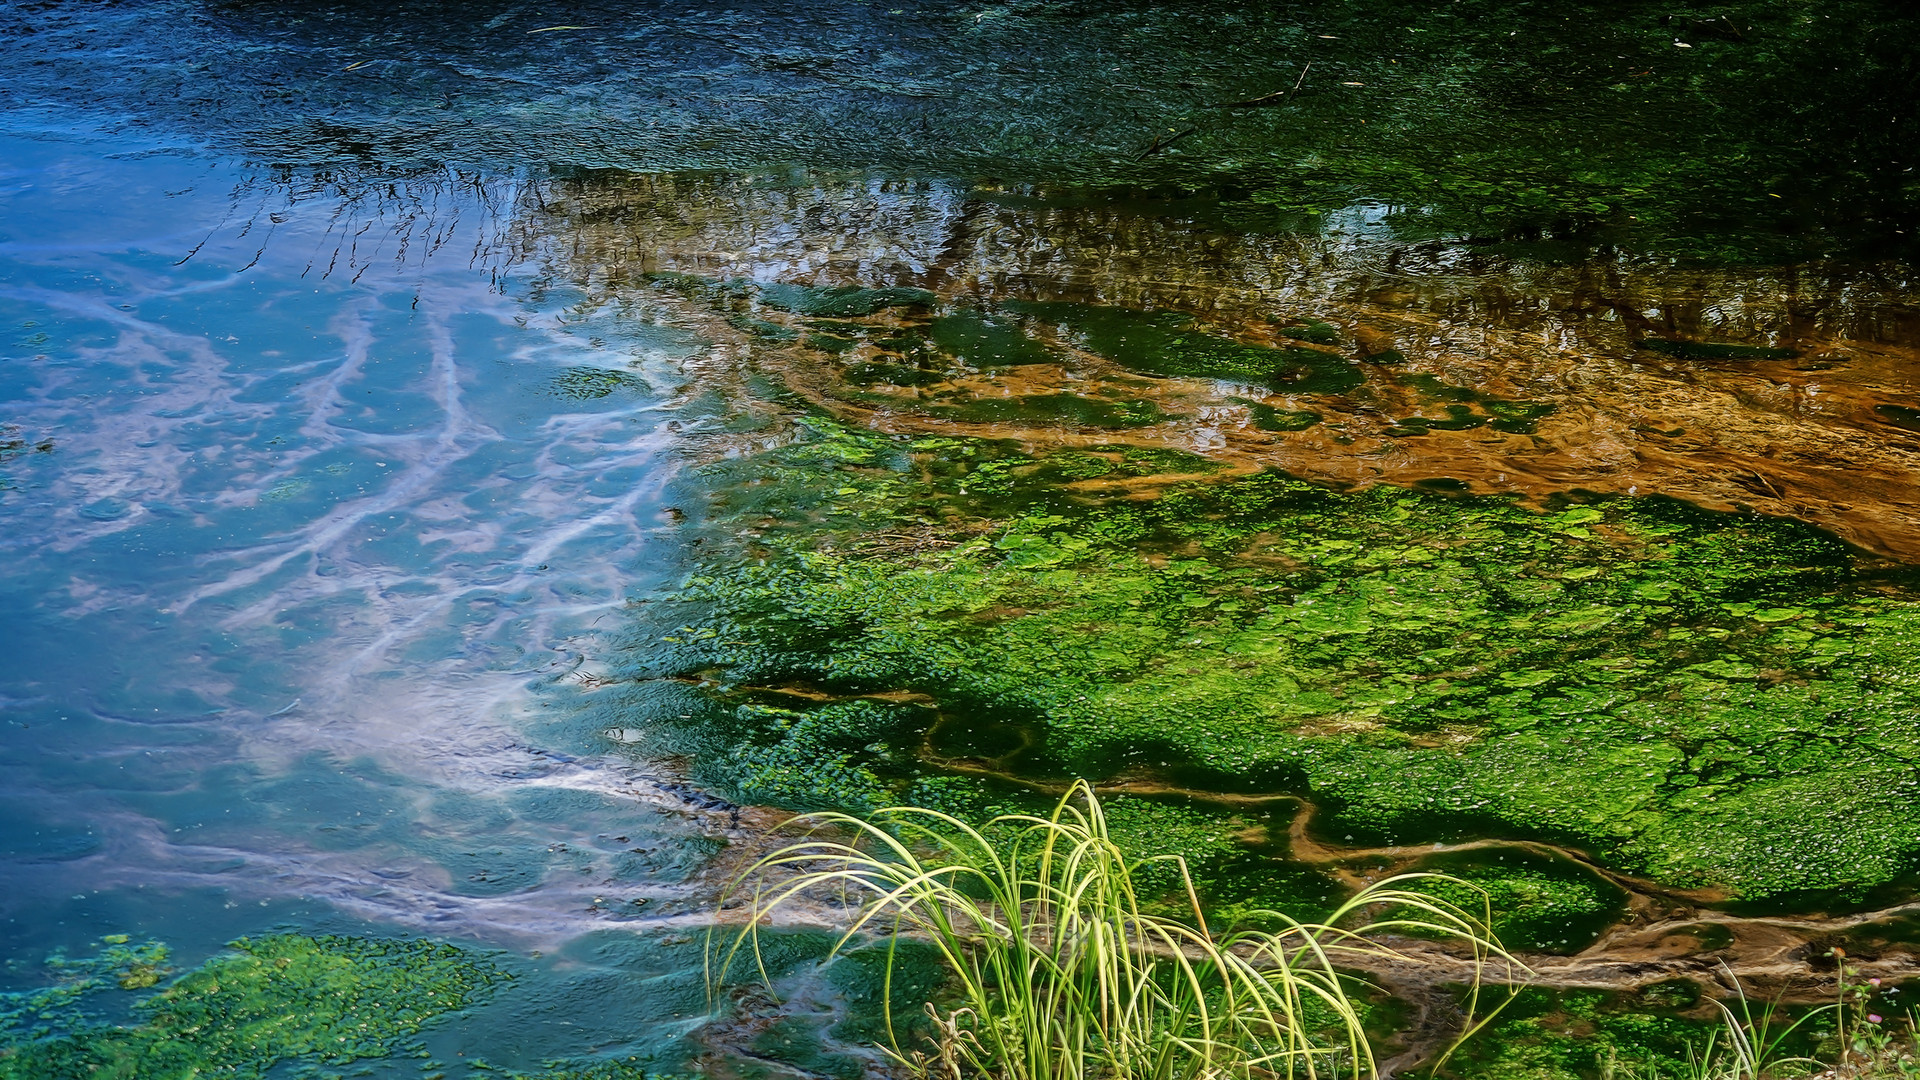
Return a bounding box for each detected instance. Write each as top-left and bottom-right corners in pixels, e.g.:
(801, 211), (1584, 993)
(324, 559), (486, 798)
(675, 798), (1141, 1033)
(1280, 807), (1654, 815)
(0, 129), (754, 1072)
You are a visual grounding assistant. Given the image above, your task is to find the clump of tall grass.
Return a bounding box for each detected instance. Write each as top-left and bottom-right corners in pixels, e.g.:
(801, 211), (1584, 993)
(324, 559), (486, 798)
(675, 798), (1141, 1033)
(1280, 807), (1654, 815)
(1655, 970), (1831, 1080)
(1680, 953), (1920, 1080)
(1605, 954), (1920, 1080)
(712, 781), (1522, 1080)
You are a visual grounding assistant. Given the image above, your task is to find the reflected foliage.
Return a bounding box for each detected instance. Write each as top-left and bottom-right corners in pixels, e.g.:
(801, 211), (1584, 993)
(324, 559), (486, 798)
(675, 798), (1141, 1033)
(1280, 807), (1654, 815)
(7, 0), (1914, 260)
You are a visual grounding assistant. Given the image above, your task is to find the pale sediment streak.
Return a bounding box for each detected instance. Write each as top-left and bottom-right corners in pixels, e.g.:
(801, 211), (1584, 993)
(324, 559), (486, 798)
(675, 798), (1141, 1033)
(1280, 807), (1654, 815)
(0, 162), (728, 946)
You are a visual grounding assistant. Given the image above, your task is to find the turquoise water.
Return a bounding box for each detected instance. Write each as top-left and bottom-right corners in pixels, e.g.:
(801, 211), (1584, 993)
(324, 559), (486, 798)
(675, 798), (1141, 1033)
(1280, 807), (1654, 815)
(0, 126), (731, 1069)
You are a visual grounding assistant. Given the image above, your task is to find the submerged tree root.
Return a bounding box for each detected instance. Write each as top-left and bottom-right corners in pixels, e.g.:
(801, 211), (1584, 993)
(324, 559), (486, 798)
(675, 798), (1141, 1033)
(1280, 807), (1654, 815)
(613, 776), (1906, 1079)
(677, 800), (1920, 1003)
(592, 712), (1915, 1071)
(873, 763), (1920, 1002)
(689, 885), (1909, 1079)
(612, 712), (1920, 1006)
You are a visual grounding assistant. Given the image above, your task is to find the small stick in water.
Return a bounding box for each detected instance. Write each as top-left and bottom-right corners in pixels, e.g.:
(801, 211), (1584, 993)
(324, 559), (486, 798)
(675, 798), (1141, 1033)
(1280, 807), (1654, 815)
(1136, 126), (1199, 159)
(1213, 61), (1312, 109)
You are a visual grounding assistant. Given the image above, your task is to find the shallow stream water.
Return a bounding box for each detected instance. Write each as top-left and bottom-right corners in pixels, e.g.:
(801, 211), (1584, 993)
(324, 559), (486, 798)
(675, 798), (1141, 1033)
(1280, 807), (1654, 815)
(3, 1), (1920, 1076)
(0, 123), (752, 1068)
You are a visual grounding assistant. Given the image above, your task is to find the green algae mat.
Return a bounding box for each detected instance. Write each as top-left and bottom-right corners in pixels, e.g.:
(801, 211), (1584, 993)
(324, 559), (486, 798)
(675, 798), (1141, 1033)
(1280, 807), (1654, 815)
(0, 934), (685, 1080)
(0, 934), (501, 1078)
(616, 416), (1920, 936)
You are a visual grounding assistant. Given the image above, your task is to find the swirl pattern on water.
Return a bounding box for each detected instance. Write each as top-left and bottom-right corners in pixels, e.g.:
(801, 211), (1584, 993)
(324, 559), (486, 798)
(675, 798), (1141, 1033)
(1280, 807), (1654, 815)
(0, 130), (736, 966)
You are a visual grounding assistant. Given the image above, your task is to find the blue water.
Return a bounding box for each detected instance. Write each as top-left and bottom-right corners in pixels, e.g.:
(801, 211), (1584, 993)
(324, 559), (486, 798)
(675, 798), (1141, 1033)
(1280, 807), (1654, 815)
(0, 124), (732, 1068)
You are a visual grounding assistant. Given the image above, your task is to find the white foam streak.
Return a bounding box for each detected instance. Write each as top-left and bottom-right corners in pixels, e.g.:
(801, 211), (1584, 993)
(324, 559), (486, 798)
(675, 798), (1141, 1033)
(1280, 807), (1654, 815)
(1, 159), (714, 946)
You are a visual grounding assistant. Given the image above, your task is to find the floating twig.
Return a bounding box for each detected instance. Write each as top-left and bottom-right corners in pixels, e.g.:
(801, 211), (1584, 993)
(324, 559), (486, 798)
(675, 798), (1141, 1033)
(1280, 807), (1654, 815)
(1135, 126), (1199, 159)
(1213, 61), (1311, 109)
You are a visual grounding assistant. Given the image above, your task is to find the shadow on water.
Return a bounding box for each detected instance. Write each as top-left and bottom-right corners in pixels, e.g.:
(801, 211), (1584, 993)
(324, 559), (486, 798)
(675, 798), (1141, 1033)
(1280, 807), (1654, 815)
(4, 0), (1916, 260)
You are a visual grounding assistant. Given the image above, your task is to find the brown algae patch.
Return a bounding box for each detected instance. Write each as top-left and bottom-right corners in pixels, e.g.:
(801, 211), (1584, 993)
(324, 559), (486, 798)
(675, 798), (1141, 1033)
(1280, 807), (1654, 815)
(529, 171), (1920, 560)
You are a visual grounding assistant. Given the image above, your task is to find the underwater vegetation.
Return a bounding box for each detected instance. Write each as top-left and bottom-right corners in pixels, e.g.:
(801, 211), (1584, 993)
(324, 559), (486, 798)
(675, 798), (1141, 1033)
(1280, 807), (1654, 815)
(645, 273), (1575, 450)
(0, 933), (506, 1079)
(550, 366), (653, 400)
(1395, 849), (1627, 956)
(0, 422), (52, 490)
(1438, 983), (1775, 1080)
(1002, 301), (1364, 396)
(0, 933), (705, 1080)
(634, 416), (1920, 907)
(1435, 946), (1920, 1080)
(716, 783), (1517, 1080)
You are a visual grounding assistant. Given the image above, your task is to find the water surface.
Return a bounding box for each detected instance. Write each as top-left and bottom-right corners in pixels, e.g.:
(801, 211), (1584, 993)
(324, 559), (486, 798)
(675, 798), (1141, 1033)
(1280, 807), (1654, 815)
(3, 0), (1919, 1073)
(0, 126), (733, 1072)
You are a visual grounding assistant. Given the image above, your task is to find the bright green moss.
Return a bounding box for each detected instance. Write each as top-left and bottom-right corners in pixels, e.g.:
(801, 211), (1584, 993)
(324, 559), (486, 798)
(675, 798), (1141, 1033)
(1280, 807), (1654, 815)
(0, 937), (173, 1044)
(1402, 849), (1627, 954)
(644, 418), (1920, 902)
(706, 701), (919, 814)
(0, 934), (504, 1079)
(1028, 446), (1223, 485)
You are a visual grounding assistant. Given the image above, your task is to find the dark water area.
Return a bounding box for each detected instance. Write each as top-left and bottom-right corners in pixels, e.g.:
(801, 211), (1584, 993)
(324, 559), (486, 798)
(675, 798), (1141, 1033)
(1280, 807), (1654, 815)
(3, 0), (1920, 1076)
(6, 0), (1919, 261)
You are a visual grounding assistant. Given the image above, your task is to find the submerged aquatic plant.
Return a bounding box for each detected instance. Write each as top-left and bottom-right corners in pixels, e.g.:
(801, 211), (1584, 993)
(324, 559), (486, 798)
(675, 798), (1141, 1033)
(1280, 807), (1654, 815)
(657, 417), (1920, 902)
(714, 782), (1521, 1080)
(0, 934), (505, 1080)
(1455, 963), (1875, 1080)
(1680, 971), (1830, 1080)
